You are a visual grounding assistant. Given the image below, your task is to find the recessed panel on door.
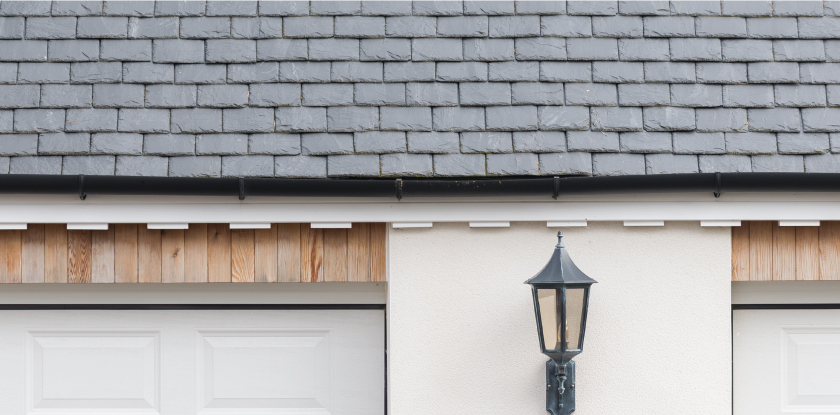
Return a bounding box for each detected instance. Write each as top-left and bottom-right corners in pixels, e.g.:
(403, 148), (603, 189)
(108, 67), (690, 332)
(27, 330), (161, 414)
(197, 329), (331, 414)
(734, 309), (840, 415)
(782, 327), (840, 410)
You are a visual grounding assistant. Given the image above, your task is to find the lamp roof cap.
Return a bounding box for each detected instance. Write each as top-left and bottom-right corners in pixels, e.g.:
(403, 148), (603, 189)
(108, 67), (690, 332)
(525, 231), (597, 286)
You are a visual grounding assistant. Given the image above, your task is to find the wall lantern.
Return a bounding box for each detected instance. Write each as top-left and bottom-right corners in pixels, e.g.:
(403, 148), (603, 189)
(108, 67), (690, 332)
(525, 231), (597, 415)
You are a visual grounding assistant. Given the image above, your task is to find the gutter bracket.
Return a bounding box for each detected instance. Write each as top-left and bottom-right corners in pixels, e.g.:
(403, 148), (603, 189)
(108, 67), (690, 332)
(238, 177), (245, 200)
(78, 174), (86, 201)
(395, 178), (403, 201)
(552, 176), (560, 200)
(714, 172), (721, 198)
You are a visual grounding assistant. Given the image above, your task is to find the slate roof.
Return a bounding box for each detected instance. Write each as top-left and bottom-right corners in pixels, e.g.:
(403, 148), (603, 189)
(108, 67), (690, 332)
(0, 0), (838, 178)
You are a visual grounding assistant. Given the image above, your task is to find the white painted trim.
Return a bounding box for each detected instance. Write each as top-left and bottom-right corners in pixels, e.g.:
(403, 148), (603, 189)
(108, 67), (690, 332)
(701, 220), (741, 227)
(624, 220), (665, 227)
(230, 223), (272, 229)
(0, 282), (387, 305)
(67, 223), (109, 230)
(547, 221), (587, 227)
(732, 281), (840, 304)
(147, 223), (189, 229)
(10, 199), (840, 223)
(311, 222), (353, 229)
(469, 221), (510, 228)
(778, 220), (820, 227)
(392, 222), (433, 228)
(0, 223), (26, 230)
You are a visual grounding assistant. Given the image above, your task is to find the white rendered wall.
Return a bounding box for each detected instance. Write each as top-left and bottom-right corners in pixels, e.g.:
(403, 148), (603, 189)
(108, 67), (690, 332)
(388, 222), (731, 415)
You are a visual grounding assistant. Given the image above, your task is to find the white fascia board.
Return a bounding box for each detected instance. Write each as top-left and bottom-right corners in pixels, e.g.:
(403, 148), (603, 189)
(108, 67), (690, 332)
(0, 282), (387, 305)
(392, 222), (434, 228)
(7, 200), (840, 223)
(147, 223), (189, 229)
(547, 221), (587, 227)
(0, 223), (26, 230)
(779, 220), (820, 227)
(733, 281), (840, 305)
(624, 220), (665, 227)
(469, 221), (510, 228)
(230, 223), (272, 229)
(67, 223), (109, 230)
(310, 222), (353, 229)
(700, 220), (741, 227)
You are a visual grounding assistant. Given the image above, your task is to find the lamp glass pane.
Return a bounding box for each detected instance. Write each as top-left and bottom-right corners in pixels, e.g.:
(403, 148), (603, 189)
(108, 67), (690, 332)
(537, 288), (560, 350)
(566, 287), (586, 350)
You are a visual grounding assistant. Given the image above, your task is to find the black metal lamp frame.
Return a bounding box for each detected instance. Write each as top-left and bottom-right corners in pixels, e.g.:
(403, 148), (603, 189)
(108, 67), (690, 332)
(529, 284), (591, 415)
(525, 232), (596, 415)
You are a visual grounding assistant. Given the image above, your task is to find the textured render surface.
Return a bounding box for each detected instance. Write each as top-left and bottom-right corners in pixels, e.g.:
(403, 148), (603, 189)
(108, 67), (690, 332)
(0, 1), (838, 177)
(388, 222), (731, 415)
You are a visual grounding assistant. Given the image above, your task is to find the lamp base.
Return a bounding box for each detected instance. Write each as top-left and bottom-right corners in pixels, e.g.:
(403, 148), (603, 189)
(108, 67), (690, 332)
(546, 360), (575, 415)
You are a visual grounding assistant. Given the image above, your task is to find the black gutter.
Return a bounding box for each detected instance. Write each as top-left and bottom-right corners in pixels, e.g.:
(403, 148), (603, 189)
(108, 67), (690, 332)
(0, 173), (838, 200)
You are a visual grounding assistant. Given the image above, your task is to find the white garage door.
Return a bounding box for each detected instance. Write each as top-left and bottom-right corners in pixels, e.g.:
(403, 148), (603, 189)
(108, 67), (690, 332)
(0, 308), (385, 415)
(734, 308), (840, 415)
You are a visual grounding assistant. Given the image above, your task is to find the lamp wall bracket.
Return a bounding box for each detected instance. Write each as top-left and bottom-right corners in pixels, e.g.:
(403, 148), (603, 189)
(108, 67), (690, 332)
(546, 360), (575, 415)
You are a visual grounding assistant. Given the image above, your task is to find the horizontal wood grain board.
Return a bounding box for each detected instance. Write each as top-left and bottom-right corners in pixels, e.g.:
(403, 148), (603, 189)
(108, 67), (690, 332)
(3, 223), (386, 284)
(733, 221), (840, 281)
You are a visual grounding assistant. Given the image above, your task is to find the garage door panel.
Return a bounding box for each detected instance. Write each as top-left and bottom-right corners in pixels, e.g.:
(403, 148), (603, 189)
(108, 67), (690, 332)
(198, 329), (332, 414)
(783, 328), (840, 410)
(28, 330), (160, 414)
(735, 309), (840, 415)
(0, 309), (384, 415)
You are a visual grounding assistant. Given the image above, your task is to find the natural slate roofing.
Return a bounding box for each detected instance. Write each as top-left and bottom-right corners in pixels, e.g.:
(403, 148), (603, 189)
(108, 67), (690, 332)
(0, 0), (839, 177)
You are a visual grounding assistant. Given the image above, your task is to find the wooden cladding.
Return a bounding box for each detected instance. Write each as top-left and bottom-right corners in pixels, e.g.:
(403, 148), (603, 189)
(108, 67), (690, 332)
(732, 221), (840, 281)
(0, 223), (386, 283)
